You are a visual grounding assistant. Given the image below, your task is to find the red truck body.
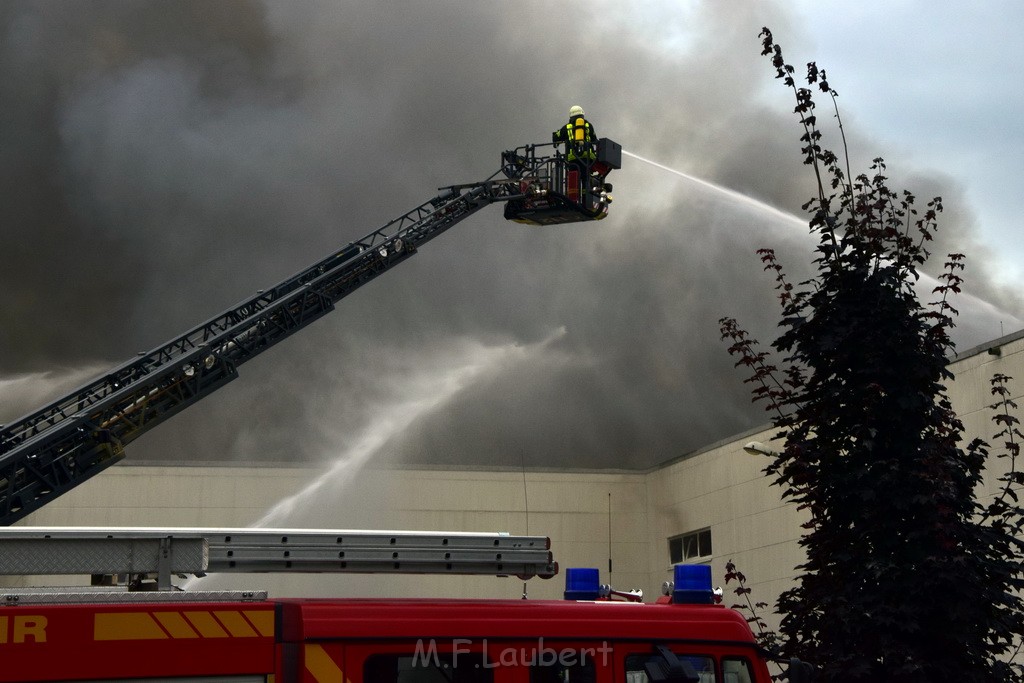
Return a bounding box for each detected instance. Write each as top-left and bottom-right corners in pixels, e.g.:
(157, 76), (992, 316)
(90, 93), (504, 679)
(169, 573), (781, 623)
(1, 596), (771, 682)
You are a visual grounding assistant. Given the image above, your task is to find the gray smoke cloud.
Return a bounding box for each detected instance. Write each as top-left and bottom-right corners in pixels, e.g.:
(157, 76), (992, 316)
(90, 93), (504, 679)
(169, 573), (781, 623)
(1, 1), (1020, 470)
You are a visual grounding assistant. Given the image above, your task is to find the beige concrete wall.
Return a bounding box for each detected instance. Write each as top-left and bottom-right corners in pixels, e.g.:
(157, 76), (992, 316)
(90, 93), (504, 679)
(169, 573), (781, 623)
(946, 332), (1024, 499)
(12, 464), (647, 601)
(645, 428), (801, 631)
(10, 330), (1024, 614)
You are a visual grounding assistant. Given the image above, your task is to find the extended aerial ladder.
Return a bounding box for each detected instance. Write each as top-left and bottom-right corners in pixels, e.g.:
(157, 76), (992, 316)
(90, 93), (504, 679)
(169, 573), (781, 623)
(0, 139), (621, 526)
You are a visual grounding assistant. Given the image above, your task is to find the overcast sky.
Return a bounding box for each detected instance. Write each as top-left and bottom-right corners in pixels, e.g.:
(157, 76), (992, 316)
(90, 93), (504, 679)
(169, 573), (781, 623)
(1, 1), (1021, 475)
(788, 1), (1024, 288)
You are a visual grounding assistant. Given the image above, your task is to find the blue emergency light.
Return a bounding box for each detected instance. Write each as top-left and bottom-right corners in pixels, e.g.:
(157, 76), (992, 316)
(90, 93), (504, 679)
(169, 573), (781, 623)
(671, 564), (714, 604)
(564, 567), (602, 600)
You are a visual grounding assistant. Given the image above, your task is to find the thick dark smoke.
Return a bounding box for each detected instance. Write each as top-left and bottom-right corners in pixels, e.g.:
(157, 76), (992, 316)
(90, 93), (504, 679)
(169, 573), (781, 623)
(2, 1), (1020, 470)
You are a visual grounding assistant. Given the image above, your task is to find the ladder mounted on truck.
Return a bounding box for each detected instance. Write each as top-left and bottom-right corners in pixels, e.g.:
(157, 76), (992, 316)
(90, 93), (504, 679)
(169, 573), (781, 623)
(0, 527), (557, 599)
(0, 139), (620, 526)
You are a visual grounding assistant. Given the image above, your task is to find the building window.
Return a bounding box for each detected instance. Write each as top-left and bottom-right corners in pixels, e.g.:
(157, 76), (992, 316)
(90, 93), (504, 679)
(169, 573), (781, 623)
(669, 528), (712, 564)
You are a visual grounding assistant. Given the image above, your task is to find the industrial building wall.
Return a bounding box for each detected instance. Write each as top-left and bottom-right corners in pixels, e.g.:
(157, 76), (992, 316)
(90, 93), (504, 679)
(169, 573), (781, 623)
(11, 464), (648, 601)
(646, 329), (1024, 632)
(10, 331), (1024, 610)
(946, 332), (1024, 501)
(645, 425), (797, 630)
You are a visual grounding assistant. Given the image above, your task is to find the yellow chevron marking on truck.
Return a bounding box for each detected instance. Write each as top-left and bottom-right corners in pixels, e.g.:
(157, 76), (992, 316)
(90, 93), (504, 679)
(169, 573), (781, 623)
(183, 611), (229, 638)
(153, 611), (199, 639)
(95, 613), (167, 641)
(244, 609), (275, 637)
(305, 643), (344, 683)
(94, 610), (274, 641)
(214, 610), (259, 637)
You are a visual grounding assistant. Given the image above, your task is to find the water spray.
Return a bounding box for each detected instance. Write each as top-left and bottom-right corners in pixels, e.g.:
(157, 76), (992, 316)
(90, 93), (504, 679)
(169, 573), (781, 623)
(622, 150), (805, 226)
(623, 149), (1023, 337)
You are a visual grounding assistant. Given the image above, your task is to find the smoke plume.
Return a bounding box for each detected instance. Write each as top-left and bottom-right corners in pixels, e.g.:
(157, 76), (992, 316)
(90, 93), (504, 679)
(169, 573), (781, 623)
(2, 1), (1020, 470)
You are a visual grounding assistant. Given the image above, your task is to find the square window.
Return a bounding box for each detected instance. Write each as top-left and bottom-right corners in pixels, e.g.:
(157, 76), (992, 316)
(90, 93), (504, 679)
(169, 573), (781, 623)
(668, 528), (712, 564)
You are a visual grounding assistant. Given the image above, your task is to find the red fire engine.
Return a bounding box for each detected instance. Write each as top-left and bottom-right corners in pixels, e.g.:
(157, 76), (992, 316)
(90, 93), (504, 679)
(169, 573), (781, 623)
(0, 528), (780, 683)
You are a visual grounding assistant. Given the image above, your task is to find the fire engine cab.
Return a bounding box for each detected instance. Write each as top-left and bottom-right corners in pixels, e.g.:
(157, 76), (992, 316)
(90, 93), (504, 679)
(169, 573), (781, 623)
(0, 528), (776, 683)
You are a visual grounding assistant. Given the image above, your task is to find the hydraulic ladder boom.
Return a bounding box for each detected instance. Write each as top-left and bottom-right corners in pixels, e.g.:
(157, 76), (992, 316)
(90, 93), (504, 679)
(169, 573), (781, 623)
(0, 141), (617, 526)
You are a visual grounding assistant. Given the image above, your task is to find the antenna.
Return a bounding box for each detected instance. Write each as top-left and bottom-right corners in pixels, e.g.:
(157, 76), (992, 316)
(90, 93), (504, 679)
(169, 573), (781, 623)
(521, 449), (530, 599)
(608, 492), (612, 574)
(521, 449), (530, 536)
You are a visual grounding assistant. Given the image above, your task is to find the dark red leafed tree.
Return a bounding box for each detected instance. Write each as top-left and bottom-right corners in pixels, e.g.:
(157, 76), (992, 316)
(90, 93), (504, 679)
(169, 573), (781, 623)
(719, 29), (1024, 682)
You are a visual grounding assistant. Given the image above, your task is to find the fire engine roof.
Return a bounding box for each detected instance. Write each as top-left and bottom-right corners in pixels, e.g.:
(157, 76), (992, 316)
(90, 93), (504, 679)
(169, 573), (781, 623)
(275, 598), (758, 645)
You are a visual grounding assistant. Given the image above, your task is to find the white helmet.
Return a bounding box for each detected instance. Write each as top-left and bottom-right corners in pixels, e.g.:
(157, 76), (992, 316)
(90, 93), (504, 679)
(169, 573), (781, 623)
(569, 105), (584, 117)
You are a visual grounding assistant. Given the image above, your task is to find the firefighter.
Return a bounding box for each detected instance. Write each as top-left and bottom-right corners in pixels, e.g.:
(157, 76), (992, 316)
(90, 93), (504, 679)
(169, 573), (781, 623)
(552, 105), (598, 205)
(553, 105), (598, 162)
